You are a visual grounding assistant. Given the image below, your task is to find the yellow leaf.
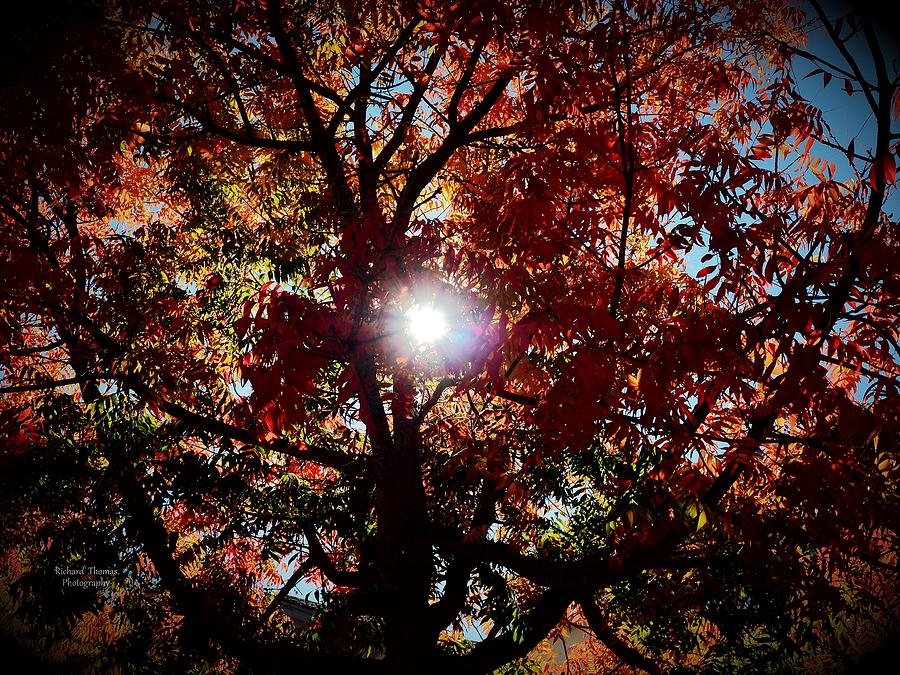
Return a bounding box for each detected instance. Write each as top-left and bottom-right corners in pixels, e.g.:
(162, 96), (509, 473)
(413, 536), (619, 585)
(697, 507), (707, 530)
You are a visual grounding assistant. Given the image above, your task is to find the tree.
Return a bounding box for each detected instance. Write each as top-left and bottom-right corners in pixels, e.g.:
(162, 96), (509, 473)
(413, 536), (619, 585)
(1, 0), (897, 672)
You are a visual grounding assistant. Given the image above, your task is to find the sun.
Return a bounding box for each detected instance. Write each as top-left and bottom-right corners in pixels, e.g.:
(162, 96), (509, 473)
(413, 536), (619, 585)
(407, 304), (448, 345)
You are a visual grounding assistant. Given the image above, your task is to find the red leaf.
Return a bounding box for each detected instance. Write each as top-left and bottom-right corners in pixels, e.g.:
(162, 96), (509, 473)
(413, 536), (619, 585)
(870, 154), (897, 188)
(884, 153), (896, 185)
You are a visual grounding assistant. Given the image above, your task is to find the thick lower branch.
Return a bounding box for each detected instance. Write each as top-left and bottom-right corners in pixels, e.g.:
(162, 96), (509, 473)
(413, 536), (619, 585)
(443, 590), (572, 675)
(580, 597), (661, 675)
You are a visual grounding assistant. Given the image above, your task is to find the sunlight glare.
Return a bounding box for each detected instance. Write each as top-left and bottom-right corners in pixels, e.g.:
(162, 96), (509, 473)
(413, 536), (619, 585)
(407, 305), (448, 345)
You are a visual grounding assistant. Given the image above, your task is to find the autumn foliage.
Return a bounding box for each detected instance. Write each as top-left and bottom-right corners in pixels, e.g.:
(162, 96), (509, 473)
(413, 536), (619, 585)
(1, 0), (898, 672)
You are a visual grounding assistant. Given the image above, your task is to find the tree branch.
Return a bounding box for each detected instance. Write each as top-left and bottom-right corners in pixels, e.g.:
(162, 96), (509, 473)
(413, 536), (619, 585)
(302, 523), (368, 587)
(444, 590), (572, 674)
(156, 92), (311, 151)
(579, 597), (661, 675)
(268, 0), (356, 219)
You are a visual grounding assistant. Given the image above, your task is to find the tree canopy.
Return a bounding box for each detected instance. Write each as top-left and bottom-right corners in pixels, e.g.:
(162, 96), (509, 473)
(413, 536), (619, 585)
(1, 0), (898, 672)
